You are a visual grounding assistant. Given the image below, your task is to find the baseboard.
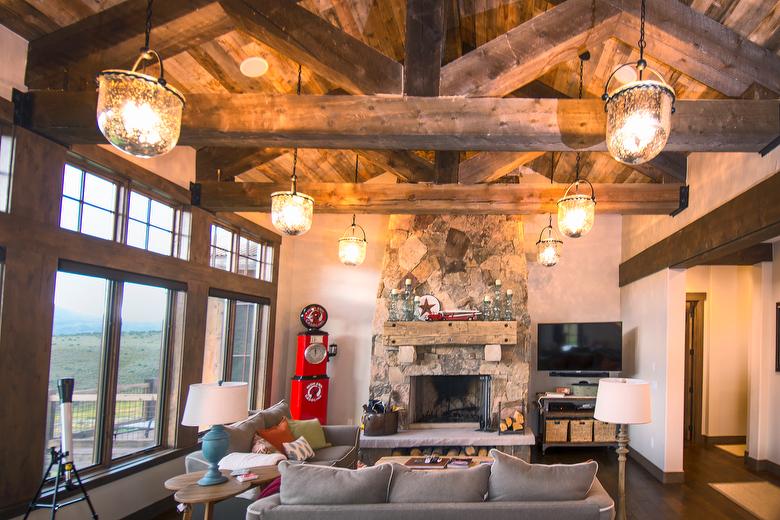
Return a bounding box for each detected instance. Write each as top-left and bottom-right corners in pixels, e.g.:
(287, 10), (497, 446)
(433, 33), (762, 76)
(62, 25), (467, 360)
(122, 496), (176, 520)
(703, 435), (746, 446)
(745, 456), (780, 478)
(627, 446), (685, 484)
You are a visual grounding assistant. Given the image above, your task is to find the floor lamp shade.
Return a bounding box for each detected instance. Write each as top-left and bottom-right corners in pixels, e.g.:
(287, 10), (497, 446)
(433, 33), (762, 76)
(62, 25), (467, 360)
(594, 378), (651, 425)
(182, 382), (248, 427)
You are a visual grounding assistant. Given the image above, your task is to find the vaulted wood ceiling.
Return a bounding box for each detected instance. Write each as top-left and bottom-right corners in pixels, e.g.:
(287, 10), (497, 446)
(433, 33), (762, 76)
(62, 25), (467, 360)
(2, 0), (778, 203)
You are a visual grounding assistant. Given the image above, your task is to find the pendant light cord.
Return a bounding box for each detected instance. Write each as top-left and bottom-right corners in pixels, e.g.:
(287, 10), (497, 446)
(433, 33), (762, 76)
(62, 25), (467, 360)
(352, 154), (359, 227)
(637, 0), (647, 78)
(142, 0), (154, 52)
(290, 64), (303, 193)
(575, 54), (586, 182)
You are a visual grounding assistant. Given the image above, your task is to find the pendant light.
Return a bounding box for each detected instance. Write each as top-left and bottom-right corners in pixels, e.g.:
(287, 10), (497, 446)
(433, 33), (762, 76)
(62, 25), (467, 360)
(537, 159), (563, 267)
(96, 0), (184, 158)
(558, 54), (596, 238)
(338, 155), (368, 266)
(602, 0), (676, 165)
(270, 65), (314, 236)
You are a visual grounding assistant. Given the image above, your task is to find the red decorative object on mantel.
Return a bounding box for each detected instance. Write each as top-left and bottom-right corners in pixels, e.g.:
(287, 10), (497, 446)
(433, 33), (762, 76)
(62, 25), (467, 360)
(425, 310), (481, 321)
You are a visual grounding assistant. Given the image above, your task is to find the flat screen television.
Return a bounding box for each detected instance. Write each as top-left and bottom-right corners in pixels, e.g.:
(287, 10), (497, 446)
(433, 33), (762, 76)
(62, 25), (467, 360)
(537, 322), (622, 372)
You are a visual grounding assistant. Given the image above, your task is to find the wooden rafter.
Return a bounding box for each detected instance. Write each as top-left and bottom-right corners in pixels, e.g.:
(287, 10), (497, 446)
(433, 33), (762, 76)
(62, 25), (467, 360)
(196, 147), (285, 182)
(219, 0), (402, 95)
(195, 181), (680, 214)
(21, 91), (779, 153)
(358, 150), (435, 184)
(25, 1), (233, 90)
(458, 152), (545, 184)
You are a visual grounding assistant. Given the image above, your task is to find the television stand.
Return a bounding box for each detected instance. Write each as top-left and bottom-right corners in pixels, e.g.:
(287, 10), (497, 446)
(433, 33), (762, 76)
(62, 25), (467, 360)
(549, 371), (609, 378)
(535, 395), (617, 454)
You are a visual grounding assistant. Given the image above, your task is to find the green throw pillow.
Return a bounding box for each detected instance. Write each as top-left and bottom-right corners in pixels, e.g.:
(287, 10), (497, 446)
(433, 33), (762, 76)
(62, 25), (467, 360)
(288, 418), (331, 450)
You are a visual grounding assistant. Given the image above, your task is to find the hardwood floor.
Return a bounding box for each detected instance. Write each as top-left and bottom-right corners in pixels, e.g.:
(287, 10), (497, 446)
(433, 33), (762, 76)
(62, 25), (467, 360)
(533, 444), (780, 519)
(153, 444), (779, 520)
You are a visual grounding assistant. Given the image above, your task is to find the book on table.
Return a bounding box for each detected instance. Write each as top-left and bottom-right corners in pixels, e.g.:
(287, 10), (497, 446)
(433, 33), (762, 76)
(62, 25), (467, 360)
(404, 456), (450, 469)
(446, 458), (473, 469)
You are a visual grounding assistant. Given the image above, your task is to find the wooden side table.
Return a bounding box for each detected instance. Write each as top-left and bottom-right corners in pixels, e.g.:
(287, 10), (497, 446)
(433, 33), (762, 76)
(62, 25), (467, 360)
(164, 466), (280, 520)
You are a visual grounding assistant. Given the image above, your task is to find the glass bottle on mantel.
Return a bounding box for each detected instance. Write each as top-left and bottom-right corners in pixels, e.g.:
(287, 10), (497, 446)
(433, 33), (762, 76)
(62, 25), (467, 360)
(388, 289), (399, 321)
(481, 296), (492, 321)
(492, 280), (503, 321)
(403, 279), (414, 321)
(413, 296), (422, 321)
(504, 289), (514, 321)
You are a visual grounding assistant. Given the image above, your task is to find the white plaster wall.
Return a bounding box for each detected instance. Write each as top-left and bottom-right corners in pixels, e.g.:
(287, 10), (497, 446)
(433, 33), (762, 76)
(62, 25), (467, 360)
(14, 455), (186, 520)
(685, 265), (751, 437)
(0, 24), (27, 100)
(99, 144), (196, 188)
(620, 268), (686, 473)
(525, 214), (622, 431)
(622, 149), (780, 261)
(769, 245), (780, 465)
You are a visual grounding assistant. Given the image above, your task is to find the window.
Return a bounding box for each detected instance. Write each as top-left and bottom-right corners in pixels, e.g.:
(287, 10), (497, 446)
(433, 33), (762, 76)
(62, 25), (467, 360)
(210, 224), (275, 281)
(60, 165), (119, 240)
(126, 191), (176, 256)
(0, 123), (14, 212)
(44, 269), (178, 477)
(202, 294), (271, 408)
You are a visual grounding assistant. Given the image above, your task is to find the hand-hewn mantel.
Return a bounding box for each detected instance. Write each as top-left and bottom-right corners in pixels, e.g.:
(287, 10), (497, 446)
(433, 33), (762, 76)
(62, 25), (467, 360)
(383, 321), (518, 347)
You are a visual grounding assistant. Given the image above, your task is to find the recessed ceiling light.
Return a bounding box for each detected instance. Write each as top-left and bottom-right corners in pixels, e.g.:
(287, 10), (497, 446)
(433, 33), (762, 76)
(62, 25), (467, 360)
(613, 66), (637, 85)
(240, 57), (269, 78)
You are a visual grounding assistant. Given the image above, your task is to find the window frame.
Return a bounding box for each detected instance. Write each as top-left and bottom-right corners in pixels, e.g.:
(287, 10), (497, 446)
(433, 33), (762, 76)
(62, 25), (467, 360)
(210, 221), (275, 282)
(60, 165), (122, 241)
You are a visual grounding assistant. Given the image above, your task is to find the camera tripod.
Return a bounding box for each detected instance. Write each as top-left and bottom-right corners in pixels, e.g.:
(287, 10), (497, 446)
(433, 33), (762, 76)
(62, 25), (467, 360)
(24, 446), (98, 519)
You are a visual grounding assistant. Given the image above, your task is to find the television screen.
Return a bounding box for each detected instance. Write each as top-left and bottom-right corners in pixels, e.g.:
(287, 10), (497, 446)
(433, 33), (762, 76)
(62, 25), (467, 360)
(537, 322), (622, 372)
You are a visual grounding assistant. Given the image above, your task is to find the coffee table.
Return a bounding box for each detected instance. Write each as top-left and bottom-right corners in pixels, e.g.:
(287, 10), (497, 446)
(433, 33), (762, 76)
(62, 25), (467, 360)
(375, 455), (494, 469)
(164, 465), (280, 520)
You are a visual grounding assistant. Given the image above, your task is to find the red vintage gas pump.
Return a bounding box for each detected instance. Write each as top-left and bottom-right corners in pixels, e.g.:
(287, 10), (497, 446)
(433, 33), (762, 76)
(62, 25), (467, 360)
(290, 304), (336, 424)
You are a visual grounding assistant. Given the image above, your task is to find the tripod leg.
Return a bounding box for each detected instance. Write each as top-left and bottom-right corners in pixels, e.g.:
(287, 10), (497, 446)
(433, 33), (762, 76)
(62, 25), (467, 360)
(24, 452), (57, 519)
(50, 454), (63, 520)
(71, 464), (99, 519)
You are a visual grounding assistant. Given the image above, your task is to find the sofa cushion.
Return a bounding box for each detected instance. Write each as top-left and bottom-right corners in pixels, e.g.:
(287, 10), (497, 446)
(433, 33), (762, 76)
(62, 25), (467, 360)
(278, 460), (392, 505)
(225, 400), (291, 454)
(260, 400), (292, 428)
(488, 449), (598, 502)
(288, 418), (330, 450)
(388, 463), (490, 503)
(259, 418), (296, 453)
(309, 445), (353, 464)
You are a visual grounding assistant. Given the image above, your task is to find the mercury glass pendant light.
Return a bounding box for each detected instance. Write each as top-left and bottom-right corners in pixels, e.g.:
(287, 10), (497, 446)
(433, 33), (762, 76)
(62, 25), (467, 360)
(270, 65), (314, 236)
(96, 0), (184, 158)
(602, 0), (676, 165)
(538, 157), (563, 266)
(338, 155), (368, 266)
(558, 55), (596, 238)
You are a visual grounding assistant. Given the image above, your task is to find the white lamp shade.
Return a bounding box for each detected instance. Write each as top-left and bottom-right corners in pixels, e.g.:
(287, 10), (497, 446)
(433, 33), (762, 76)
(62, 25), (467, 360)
(594, 378), (651, 425)
(181, 382), (248, 427)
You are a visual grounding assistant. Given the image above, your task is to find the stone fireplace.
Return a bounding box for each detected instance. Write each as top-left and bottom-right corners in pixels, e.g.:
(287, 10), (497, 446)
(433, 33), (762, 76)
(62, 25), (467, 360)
(370, 215), (531, 430)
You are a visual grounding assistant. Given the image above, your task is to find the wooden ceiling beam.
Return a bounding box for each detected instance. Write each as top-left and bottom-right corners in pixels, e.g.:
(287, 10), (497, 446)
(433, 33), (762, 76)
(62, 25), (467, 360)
(358, 150), (435, 184)
(21, 91), (778, 153)
(219, 0), (402, 95)
(194, 181), (680, 215)
(606, 0), (780, 96)
(458, 152), (545, 184)
(25, 1), (233, 90)
(440, 0), (621, 97)
(196, 147), (286, 182)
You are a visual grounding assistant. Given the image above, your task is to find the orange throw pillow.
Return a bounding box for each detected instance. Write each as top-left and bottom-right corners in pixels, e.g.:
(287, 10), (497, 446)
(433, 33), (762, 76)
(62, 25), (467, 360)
(257, 417), (295, 453)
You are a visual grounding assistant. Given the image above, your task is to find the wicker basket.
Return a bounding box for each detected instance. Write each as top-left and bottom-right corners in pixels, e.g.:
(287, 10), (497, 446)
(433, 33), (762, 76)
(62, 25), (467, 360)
(594, 420), (617, 442)
(569, 419), (594, 443)
(545, 419), (569, 443)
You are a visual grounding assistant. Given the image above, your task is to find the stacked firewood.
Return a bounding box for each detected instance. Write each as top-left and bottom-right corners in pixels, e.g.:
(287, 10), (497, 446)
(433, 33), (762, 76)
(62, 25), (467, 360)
(499, 410), (525, 432)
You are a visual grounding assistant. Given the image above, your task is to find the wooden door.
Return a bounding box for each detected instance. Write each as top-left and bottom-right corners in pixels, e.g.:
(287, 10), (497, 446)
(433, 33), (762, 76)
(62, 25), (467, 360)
(684, 294), (706, 445)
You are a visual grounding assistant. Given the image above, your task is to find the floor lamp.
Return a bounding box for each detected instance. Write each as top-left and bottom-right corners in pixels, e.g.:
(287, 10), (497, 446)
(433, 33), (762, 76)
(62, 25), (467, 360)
(594, 378), (651, 520)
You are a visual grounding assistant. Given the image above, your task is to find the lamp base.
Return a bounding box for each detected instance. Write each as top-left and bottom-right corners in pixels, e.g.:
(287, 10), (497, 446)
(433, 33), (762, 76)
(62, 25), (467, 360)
(197, 424), (229, 486)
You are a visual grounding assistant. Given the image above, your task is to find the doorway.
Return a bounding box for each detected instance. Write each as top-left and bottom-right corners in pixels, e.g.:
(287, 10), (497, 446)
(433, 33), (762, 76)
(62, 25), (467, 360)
(684, 293), (706, 445)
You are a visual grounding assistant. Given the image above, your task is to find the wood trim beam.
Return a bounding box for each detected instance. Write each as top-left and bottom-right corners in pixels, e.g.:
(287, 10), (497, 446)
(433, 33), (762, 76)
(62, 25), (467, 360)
(219, 0), (402, 95)
(195, 181), (680, 214)
(25, 1), (233, 90)
(21, 92), (780, 153)
(440, 0), (621, 97)
(196, 147), (285, 182)
(458, 152), (545, 184)
(619, 171), (780, 286)
(699, 243), (773, 266)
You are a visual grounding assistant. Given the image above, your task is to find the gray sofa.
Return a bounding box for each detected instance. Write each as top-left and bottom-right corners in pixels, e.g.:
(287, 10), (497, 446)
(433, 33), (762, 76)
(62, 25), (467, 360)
(246, 451), (615, 520)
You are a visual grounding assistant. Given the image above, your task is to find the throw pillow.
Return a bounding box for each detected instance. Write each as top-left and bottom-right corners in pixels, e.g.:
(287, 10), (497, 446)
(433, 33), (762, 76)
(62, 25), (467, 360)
(225, 409), (265, 453)
(258, 417), (296, 453)
(251, 433), (279, 454)
(388, 463), (490, 503)
(288, 418), (331, 450)
(488, 449), (598, 501)
(283, 436), (315, 461)
(278, 460), (393, 505)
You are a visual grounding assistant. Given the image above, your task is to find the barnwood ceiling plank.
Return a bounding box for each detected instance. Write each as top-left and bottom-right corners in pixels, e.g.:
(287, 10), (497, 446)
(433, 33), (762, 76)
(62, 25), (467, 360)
(440, 0), (622, 97)
(358, 150), (435, 184)
(25, 1), (233, 90)
(219, 0), (402, 95)
(0, 0), (59, 40)
(619, 171), (780, 286)
(196, 147), (286, 182)
(20, 92), (780, 153)
(194, 181), (680, 214)
(606, 0), (780, 96)
(458, 151), (545, 184)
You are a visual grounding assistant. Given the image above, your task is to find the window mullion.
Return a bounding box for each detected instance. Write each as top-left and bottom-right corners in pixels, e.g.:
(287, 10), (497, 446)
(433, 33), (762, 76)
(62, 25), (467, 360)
(223, 300), (237, 382)
(99, 281), (124, 468)
(248, 304), (261, 407)
(156, 290), (175, 447)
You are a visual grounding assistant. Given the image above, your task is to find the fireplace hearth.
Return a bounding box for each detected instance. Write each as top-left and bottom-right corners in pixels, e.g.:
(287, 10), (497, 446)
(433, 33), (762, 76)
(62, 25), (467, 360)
(409, 375), (491, 428)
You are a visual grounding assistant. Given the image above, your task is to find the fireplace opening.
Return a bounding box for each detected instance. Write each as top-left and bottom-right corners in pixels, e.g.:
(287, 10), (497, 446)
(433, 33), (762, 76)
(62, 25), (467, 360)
(409, 375), (491, 429)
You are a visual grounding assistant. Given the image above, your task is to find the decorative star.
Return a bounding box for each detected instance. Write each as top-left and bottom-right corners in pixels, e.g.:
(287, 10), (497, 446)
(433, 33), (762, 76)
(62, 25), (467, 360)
(419, 297), (435, 315)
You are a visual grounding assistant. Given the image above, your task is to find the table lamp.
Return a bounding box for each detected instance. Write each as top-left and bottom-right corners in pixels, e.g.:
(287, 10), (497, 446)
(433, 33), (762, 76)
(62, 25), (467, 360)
(594, 378), (651, 520)
(182, 381), (248, 486)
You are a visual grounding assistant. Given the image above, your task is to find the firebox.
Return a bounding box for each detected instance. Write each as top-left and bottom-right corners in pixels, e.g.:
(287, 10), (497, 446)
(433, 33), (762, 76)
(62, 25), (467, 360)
(408, 375), (492, 429)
